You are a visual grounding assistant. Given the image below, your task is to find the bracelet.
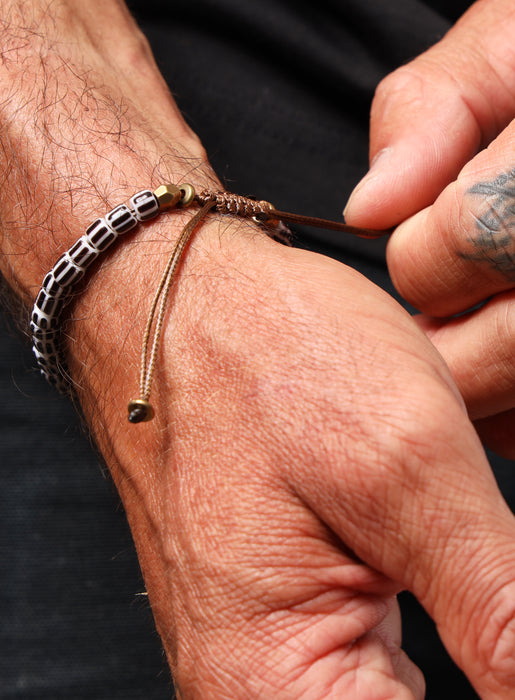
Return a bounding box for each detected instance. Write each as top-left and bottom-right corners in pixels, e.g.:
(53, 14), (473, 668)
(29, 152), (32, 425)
(30, 184), (194, 396)
(30, 183), (390, 423)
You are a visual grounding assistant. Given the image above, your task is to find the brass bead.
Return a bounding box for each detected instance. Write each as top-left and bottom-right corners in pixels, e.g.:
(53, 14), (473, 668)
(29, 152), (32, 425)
(153, 184), (182, 210)
(128, 399), (155, 423)
(178, 183), (196, 207)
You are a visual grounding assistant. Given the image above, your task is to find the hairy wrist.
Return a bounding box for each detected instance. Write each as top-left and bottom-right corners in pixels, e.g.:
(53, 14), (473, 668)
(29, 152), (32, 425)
(66, 212), (271, 447)
(0, 0), (211, 300)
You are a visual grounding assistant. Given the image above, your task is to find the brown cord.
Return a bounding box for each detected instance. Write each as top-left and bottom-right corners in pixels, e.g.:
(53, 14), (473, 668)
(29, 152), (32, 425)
(196, 190), (390, 238)
(267, 209), (391, 238)
(196, 190), (273, 218)
(128, 198), (216, 423)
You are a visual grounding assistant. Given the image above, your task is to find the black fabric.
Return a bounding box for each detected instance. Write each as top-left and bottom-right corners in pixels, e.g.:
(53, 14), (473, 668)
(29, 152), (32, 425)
(0, 314), (173, 699)
(2, 1), (512, 699)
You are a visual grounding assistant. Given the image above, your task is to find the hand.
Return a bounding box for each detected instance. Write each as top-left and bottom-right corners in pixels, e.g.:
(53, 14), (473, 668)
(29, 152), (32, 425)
(4, 2), (515, 699)
(79, 216), (515, 699)
(343, 0), (515, 457)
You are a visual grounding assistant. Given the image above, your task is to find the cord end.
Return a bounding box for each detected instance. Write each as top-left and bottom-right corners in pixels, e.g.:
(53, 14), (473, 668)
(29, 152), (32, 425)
(128, 399), (154, 423)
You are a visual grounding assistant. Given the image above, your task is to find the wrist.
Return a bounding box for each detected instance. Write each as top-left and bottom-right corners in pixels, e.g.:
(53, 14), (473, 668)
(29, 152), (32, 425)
(60, 208), (279, 663)
(63, 199), (272, 460)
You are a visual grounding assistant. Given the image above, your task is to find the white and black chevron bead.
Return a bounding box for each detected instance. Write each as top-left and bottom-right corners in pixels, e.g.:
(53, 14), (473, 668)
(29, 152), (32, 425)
(35, 289), (59, 317)
(42, 271), (67, 299)
(106, 204), (138, 234)
(41, 366), (69, 394)
(86, 218), (118, 252)
(33, 336), (58, 357)
(32, 345), (50, 368)
(130, 190), (160, 221)
(68, 236), (99, 269)
(30, 321), (57, 339)
(53, 252), (85, 288)
(30, 321), (45, 340)
(31, 184), (179, 394)
(31, 304), (58, 331)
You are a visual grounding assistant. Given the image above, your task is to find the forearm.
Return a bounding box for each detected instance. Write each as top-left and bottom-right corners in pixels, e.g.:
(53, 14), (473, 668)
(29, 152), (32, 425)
(0, 0), (211, 293)
(0, 0), (229, 657)
(0, 0), (223, 431)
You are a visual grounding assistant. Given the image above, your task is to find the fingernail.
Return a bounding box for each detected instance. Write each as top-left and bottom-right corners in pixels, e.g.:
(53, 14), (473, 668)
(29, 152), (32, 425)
(343, 147), (393, 219)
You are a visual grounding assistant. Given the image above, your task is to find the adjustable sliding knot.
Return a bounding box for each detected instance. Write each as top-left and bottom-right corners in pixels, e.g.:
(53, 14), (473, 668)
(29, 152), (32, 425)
(196, 190), (274, 220)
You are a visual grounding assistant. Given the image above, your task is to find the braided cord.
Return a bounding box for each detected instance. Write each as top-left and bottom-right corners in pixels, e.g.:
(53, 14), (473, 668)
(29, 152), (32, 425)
(132, 200), (215, 421)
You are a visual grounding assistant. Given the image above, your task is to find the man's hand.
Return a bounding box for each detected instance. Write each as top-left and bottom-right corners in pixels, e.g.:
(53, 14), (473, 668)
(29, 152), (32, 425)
(117, 229), (515, 699)
(4, 2), (515, 699)
(344, 0), (515, 457)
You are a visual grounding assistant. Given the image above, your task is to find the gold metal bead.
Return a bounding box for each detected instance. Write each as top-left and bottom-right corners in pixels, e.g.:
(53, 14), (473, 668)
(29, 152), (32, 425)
(128, 399), (155, 423)
(153, 184), (182, 210)
(178, 183), (196, 207)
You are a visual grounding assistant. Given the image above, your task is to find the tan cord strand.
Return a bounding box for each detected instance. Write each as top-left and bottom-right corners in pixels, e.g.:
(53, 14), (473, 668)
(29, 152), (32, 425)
(195, 191), (392, 238)
(128, 199), (215, 423)
(196, 190), (273, 218)
(141, 199), (216, 398)
(30, 178), (391, 423)
(267, 209), (392, 238)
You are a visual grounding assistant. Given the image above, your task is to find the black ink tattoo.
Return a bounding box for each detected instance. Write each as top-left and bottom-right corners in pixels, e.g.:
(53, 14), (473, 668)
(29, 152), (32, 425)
(461, 170), (515, 281)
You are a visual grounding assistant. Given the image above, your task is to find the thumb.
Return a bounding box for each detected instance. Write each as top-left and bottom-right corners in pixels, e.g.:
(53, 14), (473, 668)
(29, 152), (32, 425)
(388, 440), (515, 700)
(296, 376), (515, 698)
(424, 499), (515, 699)
(344, 0), (515, 229)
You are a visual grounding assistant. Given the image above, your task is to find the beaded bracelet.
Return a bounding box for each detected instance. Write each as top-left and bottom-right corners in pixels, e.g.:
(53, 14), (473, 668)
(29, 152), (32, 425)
(31, 182), (389, 423)
(30, 184), (191, 396)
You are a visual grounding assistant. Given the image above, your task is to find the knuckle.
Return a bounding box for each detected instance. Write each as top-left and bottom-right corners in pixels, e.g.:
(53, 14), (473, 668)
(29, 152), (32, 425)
(372, 64), (426, 115)
(475, 292), (515, 402)
(387, 185), (467, 316)
(345, 382), (457, 500)
(493, 293), (515, 366)
(485, 296), (515, 404)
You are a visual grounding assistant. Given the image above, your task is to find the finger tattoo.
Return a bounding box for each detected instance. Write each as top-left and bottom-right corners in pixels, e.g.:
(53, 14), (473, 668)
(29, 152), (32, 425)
(460, 170), (515, 280)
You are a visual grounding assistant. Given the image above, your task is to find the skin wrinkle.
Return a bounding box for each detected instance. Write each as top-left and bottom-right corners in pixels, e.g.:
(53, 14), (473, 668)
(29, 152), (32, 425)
(178, 599), (397, 700)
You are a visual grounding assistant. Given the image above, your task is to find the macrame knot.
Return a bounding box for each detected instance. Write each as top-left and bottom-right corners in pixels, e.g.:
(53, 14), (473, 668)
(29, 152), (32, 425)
(197, 190), (273, 219)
